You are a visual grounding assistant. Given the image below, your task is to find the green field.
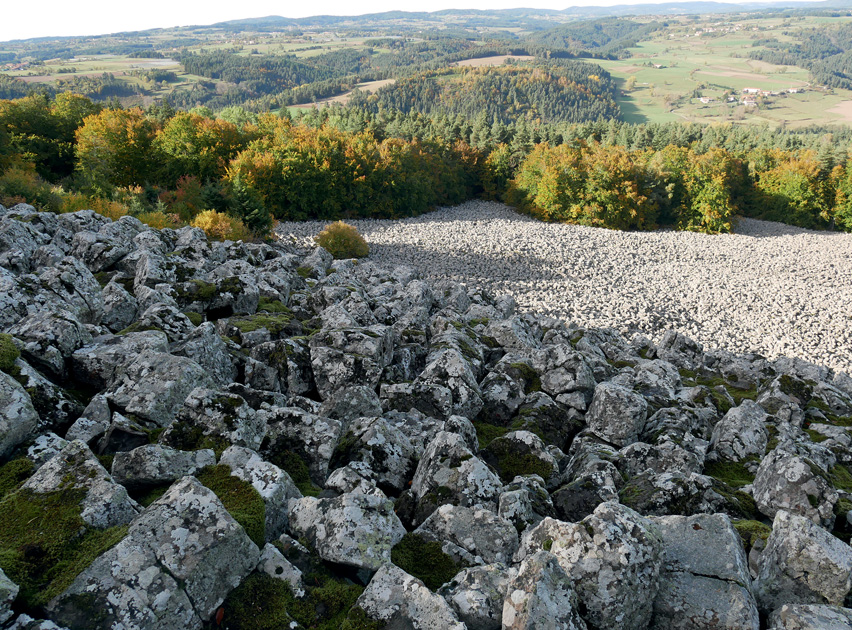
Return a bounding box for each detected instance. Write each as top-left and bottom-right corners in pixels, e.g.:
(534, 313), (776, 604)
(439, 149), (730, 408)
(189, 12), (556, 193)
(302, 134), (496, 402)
(596, 15), (852, 127)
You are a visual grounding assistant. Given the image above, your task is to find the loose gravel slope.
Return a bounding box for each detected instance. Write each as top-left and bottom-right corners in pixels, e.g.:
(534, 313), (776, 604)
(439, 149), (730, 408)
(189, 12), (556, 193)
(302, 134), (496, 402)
(276, 201), (852, 373)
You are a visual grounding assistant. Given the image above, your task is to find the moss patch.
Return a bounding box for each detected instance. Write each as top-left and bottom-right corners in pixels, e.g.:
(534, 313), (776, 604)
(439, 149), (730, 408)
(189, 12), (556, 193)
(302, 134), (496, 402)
(0, 488), (128, 611)
(703, 459), (756, 489)
(230, 312), (293, 336)
(160, 422), (230, 458)
(472, 422), (510, 450)
(391, 533), (465, 591)
(184, 311), (204, 326)
(733, 519), (772, 552)
(0, 457), (34, 501)
(129, 483), (171, 508)
(117, 322), (164, 335)
(831, 464), (852, 493)
(0, 333), (20, 373)
(268, 450), (321, 497)
(196, 465), (266, 547)
(221, 571), (380, 630)
(508, 362), (542, 394)
(482, 438), (555, 484)
(257, 297), (290, 313)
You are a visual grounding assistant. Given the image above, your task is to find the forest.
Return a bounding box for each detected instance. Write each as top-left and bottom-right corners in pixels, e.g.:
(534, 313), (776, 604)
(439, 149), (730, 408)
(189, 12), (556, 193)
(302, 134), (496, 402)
(1, 92), (852, 242)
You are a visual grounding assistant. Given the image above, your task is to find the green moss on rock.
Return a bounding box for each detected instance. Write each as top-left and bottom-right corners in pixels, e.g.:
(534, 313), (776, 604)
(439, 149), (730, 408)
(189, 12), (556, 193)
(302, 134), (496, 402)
(733, 519), (772, 553)
(0, 457), (34, 501)
(391, 533), (465, 591)
(196, 465), (266, 547)
(230, 312), (293, 336)
(472, 422), (510, 450)
(184, 311), (204, 326)
(703, 459), (756, 489)
(268, 450), (321, 497)
(257, 297), (290, 313)
(831, 464), (852, 493)
(0, 488), (128, 611)
(0, 333), (20, 373)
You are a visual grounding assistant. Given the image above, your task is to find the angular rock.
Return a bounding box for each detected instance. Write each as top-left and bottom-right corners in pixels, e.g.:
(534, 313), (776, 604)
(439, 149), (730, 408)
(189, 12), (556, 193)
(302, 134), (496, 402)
(100, 280), (138, 332)
(650, 513), (759, 630)
(438, 563), (516, 630)
(71, 331), (170, 391)
(164, 388), (265, 451)
(418, 348), (483, 419)
(171, 322), (237, 388)
(108, 354), (213, 428)
(357, 563), (466, 630)
(416, 504), (519, 565)
(48, 476), (260, 628)
(0, 370), (39, 459)
(502, 550), (587, 630)
(585, 382), (648, 448)
(517, 503), (664, 630)
(329, 415), (415, 492)
(288, 491), (406, 570)
(0, 567), (18, 625)
(710, 400), (769, 462)
(22, 440), (139, 528)
(111, 444), (215, 488)
(768, 604), (852, 630)
(753, 448), (838, 527)
(755, 510), (852, 613)
(309, 325), (393, 399)
(65, 394), (112, 444)
(8, 310), (91, 381)
(260, 406), (343, 484)
(480, 430), (559, 487)
(256, 543), (304, 598)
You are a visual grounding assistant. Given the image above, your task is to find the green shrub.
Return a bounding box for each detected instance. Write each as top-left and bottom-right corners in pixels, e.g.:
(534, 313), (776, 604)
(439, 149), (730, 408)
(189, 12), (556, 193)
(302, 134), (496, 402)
(0, 333), (19, 373)
(315, 221), (369, 259)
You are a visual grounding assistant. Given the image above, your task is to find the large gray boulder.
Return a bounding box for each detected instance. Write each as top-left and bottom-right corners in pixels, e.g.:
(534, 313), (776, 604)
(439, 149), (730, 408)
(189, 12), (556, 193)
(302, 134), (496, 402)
(650, 513), (760, 630)
(753, 449), (838, 527)
(309, 325), (394, 399)
(108, 352), (213, 427)
(517, 502), (663, 630)
(171, 322), (237, 388)
(22, 440), (139, 528)
(417, 348), (483, 419)
(0, 370), (38, 459)
(415, 504), (519, 565)
(585, 382), (648, 447)
(288, 491), (406, 571)
(48, 476), (260, 629)
(502, 550), (587, 630)
(438, 563), (516, 630)
(329, 415), (415, 492)
(357, 563), (466, 630)
(71, 331), (170, 390)
(755, 510), (852, 613)
(164, 388), (266, 451)
(111, 444), (215, 488)
(260, 406), (343, 484)
(710, 400), (769, 462)
(8, 310), (91, 381)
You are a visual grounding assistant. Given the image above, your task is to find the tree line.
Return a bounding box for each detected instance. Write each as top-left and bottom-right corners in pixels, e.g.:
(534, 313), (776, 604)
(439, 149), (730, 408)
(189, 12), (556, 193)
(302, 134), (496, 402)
(1, 93), (852, 240)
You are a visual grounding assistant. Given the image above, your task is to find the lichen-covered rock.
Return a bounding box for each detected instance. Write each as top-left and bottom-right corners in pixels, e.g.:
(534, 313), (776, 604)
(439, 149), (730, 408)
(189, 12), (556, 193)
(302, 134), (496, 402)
(438, 563), (516, 630)
(65, 394), (111, 444)
(410, 431), (503, 522)
(132, 303), (196, 343)
(256, 542), (304, 597)
(0, 370), (39, 459)
(502, 550), (587, 630)
(219, 445), (301, 541)
(585, 382), (648, 448)
(357, 563), (466, 630)
(755, 510), (852, 613)
(26, 432), (69, 469)
(768, 604), (852, 630)
(317, 385), (383, 423)
(111, 444), (215, 488)
(260, 406), (343, 484)
(415, 504), (519, 565)
(710, 400), (769, 462)
(0, 567), (18, 625)
(329, 416), (415, 492)
(71, 331), (170, 390)
(100, 280), (138, 332)
(48, 476), (260, 629)
(288, 491), (405, 570)
(8, 310), (91, 380)
(499, 475), (555, 532)
(657, 330), (703, 369)
(517, 502), (663, 630)
(753, 448), (838, 527)
(650, 513), (760, 630)
(22, 440), (139, 528)
(417, 348), (484, 419)
(380, 381), (455, 419)
(171, 322), (237, 388)
(163, 388), (266, 451)
(309, 325), (394, 399)
(36, 256), (104, 324)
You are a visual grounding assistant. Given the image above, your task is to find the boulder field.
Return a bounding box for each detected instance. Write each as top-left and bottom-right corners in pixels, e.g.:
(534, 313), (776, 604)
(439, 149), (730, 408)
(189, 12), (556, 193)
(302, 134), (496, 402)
(1, 202), (852, 630)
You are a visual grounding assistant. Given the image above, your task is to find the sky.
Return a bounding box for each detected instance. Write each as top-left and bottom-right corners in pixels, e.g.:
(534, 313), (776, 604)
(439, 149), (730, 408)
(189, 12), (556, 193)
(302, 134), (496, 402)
(6, 0), (736, 41)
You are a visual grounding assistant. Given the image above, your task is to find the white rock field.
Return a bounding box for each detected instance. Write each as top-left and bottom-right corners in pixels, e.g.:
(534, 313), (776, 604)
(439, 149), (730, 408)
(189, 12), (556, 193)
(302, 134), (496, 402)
(277, 200), (852, 374)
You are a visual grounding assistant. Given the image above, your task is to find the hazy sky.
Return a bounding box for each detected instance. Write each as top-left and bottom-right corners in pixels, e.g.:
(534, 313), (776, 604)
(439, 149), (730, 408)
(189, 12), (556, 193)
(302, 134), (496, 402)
(5, 0), (734, 41)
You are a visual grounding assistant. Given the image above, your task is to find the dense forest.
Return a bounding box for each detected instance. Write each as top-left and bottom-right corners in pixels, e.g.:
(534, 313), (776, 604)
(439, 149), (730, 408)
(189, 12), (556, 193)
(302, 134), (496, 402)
(348, 63), (621, 125)
(1, 92), (852, 243)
